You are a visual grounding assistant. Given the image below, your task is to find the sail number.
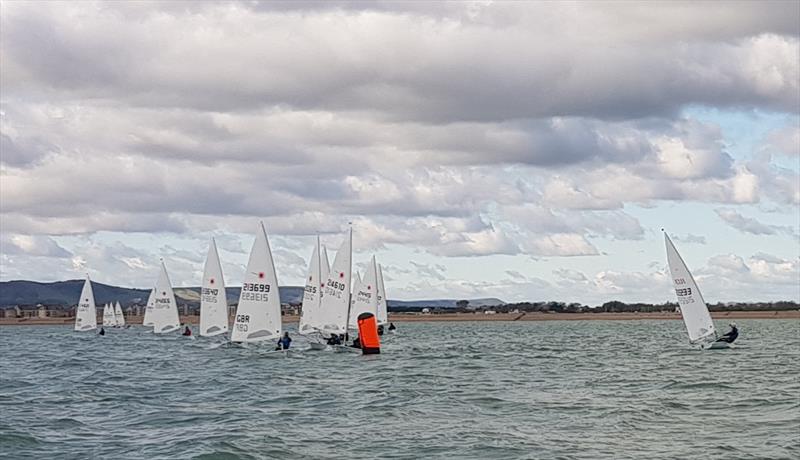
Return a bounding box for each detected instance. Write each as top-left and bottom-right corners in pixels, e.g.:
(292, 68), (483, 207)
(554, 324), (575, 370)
(235, 314), (250, 332)
(675, 288), (692, 297)
(243, 283), (270, 292)
(674, 278), (686, 285)
(327, 280), (347, 290)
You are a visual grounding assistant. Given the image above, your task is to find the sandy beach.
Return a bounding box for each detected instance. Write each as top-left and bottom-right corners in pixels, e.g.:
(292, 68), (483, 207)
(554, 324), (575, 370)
(2, 310), (797, 326)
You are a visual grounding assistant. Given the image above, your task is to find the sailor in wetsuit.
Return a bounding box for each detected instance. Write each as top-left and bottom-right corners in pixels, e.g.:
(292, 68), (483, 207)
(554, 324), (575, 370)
(276, 331), (292, 350)
(326, 334), (341, 346)
(717, 323), (738, 343)
(182, 325), (192, 336)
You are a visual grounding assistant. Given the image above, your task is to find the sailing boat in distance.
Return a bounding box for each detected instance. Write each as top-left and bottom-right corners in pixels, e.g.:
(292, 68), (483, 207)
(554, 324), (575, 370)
(200, 238), (229, 337)
(664, 231), (737, 350)
(74, 275), (97, 332)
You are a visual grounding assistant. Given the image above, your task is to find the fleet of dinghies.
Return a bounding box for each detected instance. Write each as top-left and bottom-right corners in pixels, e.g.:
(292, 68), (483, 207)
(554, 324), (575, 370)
(73, 225), (737, 352)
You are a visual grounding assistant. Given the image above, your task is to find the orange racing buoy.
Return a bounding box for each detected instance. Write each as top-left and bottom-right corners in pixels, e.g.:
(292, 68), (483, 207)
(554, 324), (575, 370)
(357, 312), (380, 355)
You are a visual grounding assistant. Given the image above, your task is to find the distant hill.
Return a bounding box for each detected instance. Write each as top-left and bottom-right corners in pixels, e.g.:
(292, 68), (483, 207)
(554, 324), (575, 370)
(0, 280), (504, 309)
(388, 298), (505, 308)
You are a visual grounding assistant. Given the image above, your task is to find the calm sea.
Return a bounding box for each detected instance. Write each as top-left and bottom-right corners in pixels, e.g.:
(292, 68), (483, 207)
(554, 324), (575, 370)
(1, 320), (798, 459)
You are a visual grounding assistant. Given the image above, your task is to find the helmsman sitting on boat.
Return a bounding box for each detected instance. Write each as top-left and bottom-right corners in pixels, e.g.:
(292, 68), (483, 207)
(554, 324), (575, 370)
(716, 323), (738, 344)
(276, 332), (292, 350)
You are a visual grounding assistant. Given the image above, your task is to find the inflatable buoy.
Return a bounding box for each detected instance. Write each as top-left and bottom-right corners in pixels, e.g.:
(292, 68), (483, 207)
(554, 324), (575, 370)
(357, 312), (380, 355)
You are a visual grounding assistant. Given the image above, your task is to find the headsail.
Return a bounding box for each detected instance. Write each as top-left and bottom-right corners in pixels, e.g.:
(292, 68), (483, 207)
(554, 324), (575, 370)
(74, 276), (97, 331)
(151, 261), (181, 334)
(114, 301), (125, 327)
(318, 229), (352, 335)
(376, 264), (388, 325)
(200, 238), (229, 337)
(349, 256), (378, 328)
(665, 233), (716, 343)
(230, 222), (282, 343)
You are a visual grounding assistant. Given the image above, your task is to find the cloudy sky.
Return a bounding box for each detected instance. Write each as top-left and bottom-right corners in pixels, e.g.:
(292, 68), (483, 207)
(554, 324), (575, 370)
(1, 1), (798, 305)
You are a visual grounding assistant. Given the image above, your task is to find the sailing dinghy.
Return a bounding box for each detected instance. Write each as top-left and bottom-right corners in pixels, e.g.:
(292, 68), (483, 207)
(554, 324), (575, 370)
(200, 238), (229, 337)
(142, 288), (155, 327)
(114, 301), (125, 327)
(230, 222), (283, 346)
(376, 263), (388, 327)
(74, 275), (97, 332)
(319, 229), (353, 342)
(102, 303), (114, 327)
(665, 232), (733, 350)
(299, 236), (328, 350)
(348, 256), (379, 329)
(151, 261), (181, 334)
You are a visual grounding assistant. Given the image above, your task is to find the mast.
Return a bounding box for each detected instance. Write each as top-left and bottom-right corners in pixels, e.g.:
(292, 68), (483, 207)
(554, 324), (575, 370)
(343, 225), (353, 341)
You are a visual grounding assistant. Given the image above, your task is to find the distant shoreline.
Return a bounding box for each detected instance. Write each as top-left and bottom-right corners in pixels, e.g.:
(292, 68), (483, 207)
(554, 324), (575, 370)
(2, 310), (797, 326)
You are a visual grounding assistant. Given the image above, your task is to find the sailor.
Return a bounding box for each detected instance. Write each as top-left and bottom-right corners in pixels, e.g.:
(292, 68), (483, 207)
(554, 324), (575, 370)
(98, 327), (105, 336)
(326, 334), (341, 346)
(276, 331), (292, 350)
(377, 324), (384, 336)
(182, 325), (192, 336)
(351, 336), (362, 349)
(718, 323), (738, 343)
(388, 322), (396, 331)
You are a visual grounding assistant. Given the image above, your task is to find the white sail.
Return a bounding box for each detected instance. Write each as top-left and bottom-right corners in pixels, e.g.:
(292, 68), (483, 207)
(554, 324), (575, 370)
(299, 237), (324, 334)
(376, 263), (388, 325)
(114, 301), (125, 326)
(318, 229), (352, 335)
(321, 245), (330, 280)
(142, 288), (155, 327)
(349, 256), (378, 328)
(231, 222), (282, 343)
(102, 303), (113, 326)
(200, 238), (229, 337)
(349, 271), (362, 319)
(74, 276), (97, 331)
(665, 233), (716, 343)
(151, 261), (181, 334)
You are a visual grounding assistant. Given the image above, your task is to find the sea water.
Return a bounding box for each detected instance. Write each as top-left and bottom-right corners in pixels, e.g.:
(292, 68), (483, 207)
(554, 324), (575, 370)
(0, 319), (798, 459)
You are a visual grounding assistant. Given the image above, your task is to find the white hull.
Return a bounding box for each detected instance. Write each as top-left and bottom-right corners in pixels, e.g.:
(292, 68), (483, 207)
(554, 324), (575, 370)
(155, 324), (180, 334)
(702, 341), (734, 350)
(308, 342), (329, 351)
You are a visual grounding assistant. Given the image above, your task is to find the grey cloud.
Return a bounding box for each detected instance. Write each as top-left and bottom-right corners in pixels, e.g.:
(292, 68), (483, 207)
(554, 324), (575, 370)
(714, 209), (795, 236)
(671, 234), (707, 245)
(0, 234), (72, 258)
(409, 261), (447, 281)
(2, 3), (797, 121)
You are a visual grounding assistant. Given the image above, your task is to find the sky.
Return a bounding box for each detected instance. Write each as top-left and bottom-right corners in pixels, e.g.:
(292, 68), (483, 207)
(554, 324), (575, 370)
(0, 0), (798, 305)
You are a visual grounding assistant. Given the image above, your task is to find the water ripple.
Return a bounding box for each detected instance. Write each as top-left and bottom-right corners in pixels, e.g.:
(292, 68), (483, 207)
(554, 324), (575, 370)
(0, 320), (798, 459)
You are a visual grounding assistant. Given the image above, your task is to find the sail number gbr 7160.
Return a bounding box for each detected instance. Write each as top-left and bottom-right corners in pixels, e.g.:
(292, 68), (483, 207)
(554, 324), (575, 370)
(241, 282), (271, 302)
